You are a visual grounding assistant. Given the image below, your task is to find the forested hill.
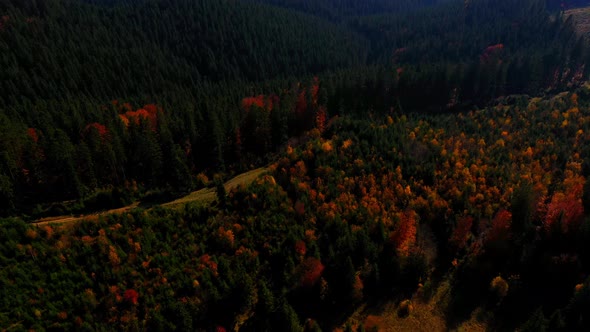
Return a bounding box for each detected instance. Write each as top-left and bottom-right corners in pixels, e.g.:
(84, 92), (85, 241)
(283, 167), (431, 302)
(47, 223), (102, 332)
(0, 0), (584, 105)
(4, 1), (590, 331)
(0, 0), (369, 101)
(0, 0), (589, 218)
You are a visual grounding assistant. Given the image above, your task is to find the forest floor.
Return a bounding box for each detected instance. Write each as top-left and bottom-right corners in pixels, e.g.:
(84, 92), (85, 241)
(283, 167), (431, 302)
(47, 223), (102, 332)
(33, 167), (268, 227)
(336, 281), (487, 332)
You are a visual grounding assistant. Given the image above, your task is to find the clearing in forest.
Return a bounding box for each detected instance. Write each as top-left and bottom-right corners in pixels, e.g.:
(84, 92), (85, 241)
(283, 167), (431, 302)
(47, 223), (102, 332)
(34, 167), (268, 226)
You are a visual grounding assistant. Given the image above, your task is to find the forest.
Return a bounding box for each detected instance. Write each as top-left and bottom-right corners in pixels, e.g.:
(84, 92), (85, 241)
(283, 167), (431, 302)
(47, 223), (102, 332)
(2, 0), (590, 331)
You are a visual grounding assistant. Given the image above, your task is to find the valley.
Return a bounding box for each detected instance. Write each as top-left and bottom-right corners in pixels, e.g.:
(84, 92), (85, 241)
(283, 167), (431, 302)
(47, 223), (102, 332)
(2, 0), (590, 331)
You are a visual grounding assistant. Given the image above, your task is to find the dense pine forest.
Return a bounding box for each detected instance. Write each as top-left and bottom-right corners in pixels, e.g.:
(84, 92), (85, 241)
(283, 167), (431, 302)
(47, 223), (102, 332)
(3, 0), (590, 331)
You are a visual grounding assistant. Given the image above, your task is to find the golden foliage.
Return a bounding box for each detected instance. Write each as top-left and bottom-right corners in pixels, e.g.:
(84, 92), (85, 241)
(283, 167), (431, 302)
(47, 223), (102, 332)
(490, 276), (509, 298)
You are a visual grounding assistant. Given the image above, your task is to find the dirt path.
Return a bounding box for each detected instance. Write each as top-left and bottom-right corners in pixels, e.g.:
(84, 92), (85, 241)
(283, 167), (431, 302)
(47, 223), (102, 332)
(34, 202), (141, 227)
(34, 167), (268, 227)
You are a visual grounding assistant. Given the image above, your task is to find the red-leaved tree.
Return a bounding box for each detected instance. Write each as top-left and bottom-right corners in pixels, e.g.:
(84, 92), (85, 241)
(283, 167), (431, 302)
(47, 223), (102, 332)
(486, 209), (512, 244)
(123, 289), (139, 305)
(545, 183), (584, 234)
(390, 210), (418, 257)
(299, 257), (325, 288)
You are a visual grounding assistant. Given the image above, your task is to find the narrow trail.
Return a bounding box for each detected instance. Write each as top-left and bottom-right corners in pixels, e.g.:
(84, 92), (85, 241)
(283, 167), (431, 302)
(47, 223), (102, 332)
(33, 167), (268, 227)
(34, 202), (141, 227)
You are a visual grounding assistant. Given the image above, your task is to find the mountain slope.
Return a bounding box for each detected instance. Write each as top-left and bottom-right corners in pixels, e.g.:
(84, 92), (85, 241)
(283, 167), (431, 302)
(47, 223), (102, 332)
(0, 0), (368, 104)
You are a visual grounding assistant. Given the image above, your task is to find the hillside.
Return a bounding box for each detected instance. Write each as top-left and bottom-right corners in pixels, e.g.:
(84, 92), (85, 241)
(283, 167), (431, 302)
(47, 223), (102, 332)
(3, 87), (590, 330)
(0, 0), (368, 101)
(2, 0), (590, 331)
